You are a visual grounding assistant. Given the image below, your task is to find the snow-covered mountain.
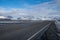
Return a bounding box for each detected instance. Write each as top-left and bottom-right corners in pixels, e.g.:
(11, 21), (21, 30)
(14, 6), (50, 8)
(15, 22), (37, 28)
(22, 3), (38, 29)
(17, 15), (42, 20)
(1, 15), (60, 20)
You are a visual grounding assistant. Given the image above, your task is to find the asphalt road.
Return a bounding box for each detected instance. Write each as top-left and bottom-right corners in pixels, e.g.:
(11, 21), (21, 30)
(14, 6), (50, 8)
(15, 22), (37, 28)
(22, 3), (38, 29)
(0, 20), (51, 40)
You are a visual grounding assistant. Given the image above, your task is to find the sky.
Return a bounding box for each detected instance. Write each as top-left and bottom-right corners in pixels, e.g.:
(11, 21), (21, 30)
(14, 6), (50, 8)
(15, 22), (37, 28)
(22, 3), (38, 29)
(0, 0), (60, 19)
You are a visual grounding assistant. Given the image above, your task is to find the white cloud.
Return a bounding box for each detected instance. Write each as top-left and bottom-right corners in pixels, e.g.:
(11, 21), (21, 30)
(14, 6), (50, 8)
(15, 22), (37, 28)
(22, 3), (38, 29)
(0, 0), (60, 19)
(54, 0), (60, 6)
(23, 2), (59, 17)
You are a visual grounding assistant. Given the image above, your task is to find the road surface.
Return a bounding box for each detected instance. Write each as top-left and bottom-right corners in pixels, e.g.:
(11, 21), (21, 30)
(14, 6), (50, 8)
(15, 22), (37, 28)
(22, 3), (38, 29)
(0, 21), (51, 40)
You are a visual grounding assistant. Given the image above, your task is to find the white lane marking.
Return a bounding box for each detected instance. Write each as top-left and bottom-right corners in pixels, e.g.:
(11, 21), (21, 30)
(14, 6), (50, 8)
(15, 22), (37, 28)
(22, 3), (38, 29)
(56, 33), (60, 36)
(27, 23), (51, 40)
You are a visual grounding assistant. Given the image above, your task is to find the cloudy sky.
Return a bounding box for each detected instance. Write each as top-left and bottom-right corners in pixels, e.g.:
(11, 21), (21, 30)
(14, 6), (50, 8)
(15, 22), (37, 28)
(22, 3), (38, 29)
(0, 0), (60, 18)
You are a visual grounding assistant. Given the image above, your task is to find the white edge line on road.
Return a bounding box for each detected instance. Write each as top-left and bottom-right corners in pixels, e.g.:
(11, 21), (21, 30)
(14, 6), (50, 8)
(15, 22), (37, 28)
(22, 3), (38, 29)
(27, 23), (51, 40)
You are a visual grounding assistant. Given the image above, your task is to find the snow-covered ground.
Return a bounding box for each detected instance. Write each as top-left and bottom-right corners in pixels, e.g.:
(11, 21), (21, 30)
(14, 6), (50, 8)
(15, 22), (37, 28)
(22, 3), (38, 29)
(55, 20), (60, 32)
(55, 21), (60, 29)
(55, 20), (60, 36)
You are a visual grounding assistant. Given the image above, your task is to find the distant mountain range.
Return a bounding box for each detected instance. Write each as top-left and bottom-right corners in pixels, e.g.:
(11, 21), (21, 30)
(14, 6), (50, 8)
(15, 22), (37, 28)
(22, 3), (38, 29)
(0, 15), (60, 20)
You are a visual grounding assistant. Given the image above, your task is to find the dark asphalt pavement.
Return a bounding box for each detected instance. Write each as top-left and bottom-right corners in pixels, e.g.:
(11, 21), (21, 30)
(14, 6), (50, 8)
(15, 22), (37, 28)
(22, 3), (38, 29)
(0, 21), (51, 40)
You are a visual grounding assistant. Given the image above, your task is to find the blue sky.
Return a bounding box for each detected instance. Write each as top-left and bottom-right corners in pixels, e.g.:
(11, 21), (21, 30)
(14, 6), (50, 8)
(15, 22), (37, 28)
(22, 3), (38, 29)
(0, 0), (52, 8)
(0, 0), (60, 19)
